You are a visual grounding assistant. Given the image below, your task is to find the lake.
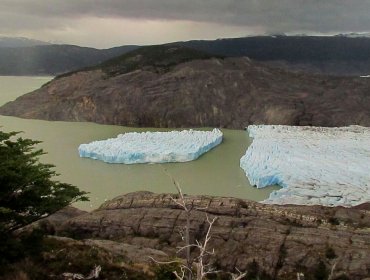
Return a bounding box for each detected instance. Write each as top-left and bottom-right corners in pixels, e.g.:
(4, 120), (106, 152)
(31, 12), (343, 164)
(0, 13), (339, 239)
(0, 76), (278, 210)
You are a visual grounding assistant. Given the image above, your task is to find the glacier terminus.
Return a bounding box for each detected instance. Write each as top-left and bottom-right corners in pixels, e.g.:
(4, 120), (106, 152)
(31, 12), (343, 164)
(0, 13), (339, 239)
(240, 125), (370, 207)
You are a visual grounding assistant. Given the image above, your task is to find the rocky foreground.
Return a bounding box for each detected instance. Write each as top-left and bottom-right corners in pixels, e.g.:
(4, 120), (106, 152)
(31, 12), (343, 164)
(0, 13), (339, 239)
(44, 191), (370, 279)
(1, 46), (370, 129)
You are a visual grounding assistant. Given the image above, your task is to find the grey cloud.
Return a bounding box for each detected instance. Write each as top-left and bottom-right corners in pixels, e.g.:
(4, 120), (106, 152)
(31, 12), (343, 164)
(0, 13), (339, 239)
(1, 0), (370, 34)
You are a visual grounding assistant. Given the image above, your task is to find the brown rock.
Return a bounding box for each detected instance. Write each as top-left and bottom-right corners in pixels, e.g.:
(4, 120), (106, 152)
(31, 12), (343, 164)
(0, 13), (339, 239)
(59, 191), (370, 279)
(1, 57), (369, 128)
(48, 236), (168, 264)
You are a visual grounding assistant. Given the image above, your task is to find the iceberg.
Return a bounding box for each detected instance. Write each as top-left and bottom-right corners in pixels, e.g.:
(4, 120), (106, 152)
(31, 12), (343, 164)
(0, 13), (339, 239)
(240, 125), (370, 207)
(79, 129), (223, 164)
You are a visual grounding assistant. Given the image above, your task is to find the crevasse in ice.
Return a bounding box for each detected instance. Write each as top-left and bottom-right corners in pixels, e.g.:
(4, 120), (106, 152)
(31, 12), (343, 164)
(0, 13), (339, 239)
(240, 125), (370, 207)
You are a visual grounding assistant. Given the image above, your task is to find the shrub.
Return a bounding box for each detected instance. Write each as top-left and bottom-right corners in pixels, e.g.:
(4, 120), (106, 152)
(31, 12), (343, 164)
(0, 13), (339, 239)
(0, 130), (88, 267)
(325, 246), (336, 259)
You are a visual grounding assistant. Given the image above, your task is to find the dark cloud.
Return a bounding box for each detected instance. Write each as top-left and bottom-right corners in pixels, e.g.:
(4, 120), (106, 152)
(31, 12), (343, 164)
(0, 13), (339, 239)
(1, 0), (370, 33)
(1, 1), (370, 47)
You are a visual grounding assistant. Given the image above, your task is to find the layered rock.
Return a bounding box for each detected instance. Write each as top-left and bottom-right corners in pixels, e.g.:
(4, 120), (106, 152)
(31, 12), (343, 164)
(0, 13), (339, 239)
(59, 192), (370, 279)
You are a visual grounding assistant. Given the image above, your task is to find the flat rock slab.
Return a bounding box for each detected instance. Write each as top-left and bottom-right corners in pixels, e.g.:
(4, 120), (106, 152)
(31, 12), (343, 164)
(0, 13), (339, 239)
(78, 129), (222, 164)
(240, 125), (370, 207)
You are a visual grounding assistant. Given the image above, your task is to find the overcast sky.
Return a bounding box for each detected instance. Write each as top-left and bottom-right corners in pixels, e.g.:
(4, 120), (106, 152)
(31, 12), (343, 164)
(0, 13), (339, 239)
(1, 0), (370, 48)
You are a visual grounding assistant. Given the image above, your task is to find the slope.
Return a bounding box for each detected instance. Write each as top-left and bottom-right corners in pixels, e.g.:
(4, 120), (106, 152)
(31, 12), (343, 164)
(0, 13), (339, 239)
(0, 45), (369, 128)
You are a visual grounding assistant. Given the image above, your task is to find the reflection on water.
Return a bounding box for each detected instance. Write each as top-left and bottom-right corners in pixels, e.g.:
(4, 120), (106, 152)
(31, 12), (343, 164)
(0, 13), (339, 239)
(0, 76), (278, 210)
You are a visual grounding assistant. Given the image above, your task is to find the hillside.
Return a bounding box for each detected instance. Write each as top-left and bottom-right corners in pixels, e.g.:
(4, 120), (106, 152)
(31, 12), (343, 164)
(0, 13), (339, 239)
(183, 35), (370, 62)
(58, 44), (222, 78)
(0, 36), (50, 48)
(180, 35), (370, 76)
(0, 45), (369, 129)
(2, 35), (370, 76)
(0, 44), (138, 75)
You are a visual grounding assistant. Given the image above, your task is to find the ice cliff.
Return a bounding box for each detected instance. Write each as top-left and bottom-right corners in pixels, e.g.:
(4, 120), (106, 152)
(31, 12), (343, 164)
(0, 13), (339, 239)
(240, 125), (370, 207)
(79, 129), (223, 164)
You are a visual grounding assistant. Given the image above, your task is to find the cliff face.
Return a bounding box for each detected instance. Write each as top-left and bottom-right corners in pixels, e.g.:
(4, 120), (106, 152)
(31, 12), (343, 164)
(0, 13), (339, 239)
(58, 192), (370, 279)
(1, 56), (369, 129)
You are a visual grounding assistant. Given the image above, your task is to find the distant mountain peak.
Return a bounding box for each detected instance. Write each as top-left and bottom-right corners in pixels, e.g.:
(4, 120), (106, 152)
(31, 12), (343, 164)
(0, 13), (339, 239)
(335, 32), (370, 38)
(0, 36), (51, 48)
(265, 32), (288, 37)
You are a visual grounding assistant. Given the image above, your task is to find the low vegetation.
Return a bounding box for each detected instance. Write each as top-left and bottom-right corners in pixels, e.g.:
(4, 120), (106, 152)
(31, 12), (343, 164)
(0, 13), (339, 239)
(56, 44), (223, 79)
(2, 237), (154, 279)
(98, 45), (223, 77)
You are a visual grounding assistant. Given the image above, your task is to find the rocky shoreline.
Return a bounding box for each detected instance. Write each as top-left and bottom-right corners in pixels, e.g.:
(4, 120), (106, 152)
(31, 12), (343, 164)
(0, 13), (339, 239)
(43, 191), (370, 279)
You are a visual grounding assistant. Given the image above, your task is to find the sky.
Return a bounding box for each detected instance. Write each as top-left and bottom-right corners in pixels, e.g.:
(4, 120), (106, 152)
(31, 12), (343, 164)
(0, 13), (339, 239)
(1, 0), (370, 49)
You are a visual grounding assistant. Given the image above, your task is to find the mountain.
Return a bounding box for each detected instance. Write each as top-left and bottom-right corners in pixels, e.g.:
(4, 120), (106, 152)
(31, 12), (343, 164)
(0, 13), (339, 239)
(58, 44), (222, 78)
(179, 35), (370, 76)
(0, 36), (50, 48)
(335, 32), (370, 38)
(181, 35), (370, 60)
(2, 35), (370, 76)
(1, 45), (369, 129)
(0, 44), (139, 75)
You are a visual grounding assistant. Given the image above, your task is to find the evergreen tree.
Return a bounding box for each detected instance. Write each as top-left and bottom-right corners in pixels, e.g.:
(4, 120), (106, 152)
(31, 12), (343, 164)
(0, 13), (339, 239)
(0, 130), (88, 263)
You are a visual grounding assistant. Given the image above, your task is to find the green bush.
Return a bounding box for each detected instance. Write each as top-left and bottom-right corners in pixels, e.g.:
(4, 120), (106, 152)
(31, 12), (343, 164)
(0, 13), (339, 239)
(154, 262), (181, 280)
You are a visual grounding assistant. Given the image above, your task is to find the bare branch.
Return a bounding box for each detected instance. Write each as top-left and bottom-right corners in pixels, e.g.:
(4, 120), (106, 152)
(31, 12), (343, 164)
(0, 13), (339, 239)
(177, 227), (185, 241)
(195, 206), (208, 211)
(296, 272), (304, 280)
(174, 266), (188, 280)
(192, 214), (218, 279)
(176, 244), (199, 253)
(171, 195), (188, 210)
(230, 272), (247, 280)
(163, 168), (190, 212)
(229, 267), (247, 280)
(328, 261), (338, 280)
(148, 256), (181, 265)
(174, 270), (185, 280)
(162, 169), (220, 280)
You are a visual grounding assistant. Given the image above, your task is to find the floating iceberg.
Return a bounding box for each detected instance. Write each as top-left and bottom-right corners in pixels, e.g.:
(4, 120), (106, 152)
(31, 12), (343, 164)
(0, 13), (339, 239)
(240, 125), (370, 207)
(79, 129), (223, 164)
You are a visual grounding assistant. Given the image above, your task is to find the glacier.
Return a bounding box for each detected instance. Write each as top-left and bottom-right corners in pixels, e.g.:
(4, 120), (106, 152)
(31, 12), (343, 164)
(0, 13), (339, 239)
(240, 125), (370, 207)
(79, 129), (223, 164)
